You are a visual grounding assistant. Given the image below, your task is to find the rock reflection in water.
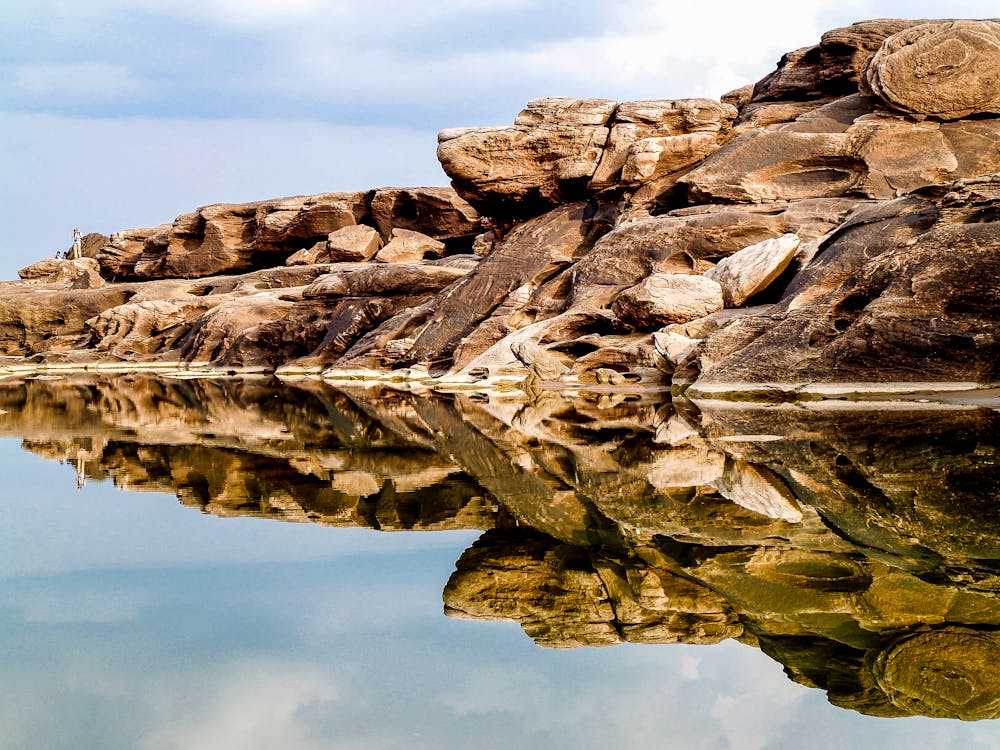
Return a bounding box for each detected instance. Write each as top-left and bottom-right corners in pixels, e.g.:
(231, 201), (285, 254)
(1, 374), (999, 720)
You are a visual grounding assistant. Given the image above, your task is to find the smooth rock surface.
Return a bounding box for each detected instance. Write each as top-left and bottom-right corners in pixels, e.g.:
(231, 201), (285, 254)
(705, 233), (801, 306)
(612, 273), (724, 329)
(862, 20), (1000, 120)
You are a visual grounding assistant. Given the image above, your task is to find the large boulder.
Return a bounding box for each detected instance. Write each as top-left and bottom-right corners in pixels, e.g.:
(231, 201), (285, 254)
(862, 20), (1000, 120)
(437, 98), (617, 217)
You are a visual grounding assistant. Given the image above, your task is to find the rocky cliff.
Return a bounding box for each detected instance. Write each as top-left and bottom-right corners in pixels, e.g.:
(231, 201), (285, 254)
(3, 19), (999, 396)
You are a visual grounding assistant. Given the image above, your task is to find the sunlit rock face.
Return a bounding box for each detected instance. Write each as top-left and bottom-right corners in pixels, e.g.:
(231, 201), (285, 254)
(4, 18), (998, 389)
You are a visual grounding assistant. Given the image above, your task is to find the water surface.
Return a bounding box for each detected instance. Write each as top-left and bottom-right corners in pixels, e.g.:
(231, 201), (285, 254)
(2, 375), (1000, 749)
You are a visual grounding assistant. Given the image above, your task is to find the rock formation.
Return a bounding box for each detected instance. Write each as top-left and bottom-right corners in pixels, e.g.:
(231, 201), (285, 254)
(0, 17), (994, 395)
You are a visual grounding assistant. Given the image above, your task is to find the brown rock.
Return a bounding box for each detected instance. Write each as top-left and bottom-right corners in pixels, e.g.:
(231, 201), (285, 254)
(612, 274), (724, 329)
(862, 20), (1000, 120)
(437, 98), (617, 216)
(705, 233), (801, 306)
(96, 225), (171, 279)
(370, 187), (482, 241)
(286, 224), (382, 264)
(404, 203), (592, 368)
(679, 95), (1000, 203)
(570, 199), (858, 309)
(589, 99), (736, 188)
(374, 229), (445, 264)
(682, 174), (1000, 389)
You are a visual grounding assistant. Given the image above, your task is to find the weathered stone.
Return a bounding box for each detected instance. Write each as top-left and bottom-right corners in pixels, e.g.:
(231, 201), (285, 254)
(438, 98), (617, 216)
(612, 274), (724, 329)
(680, 95), (1000, 203)
(85, 299), (199, 358)
(17, 258), (105, 289)
(570, 199), (856, 309)
(705, 233), (801, 307)
(747, 19), (937, 107)
(403, 203), (592, 368)
(653, 330), (701, 370)
(862, 21), (1000, 120)
(285, 241), (331, 266)
(590, 99), (736, 188)
(682, 175), (1000, 389)
(302, 263), (469, 298)
(374, 229), (445, 264)
(370, 187), (482, 241)
(96, 225), (171, 279)
(308, 224), (383, 263)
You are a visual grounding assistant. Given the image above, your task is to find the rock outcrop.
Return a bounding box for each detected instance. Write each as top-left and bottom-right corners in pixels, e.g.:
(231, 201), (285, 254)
(2, 17), (998, 398)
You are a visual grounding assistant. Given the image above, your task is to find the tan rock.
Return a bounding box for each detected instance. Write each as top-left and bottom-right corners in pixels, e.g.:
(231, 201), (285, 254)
(653, 330), (701, 369)
(862, 20), (1000, 120)
(437, 97), (616, 215)
(374, 229), (445, 264)
(284, 241), (331, 266)
(96, 225), (171, 279)
(705, 233), (800, 307)
(612, 274), (724, 329)
(85, 299), (193, 357)
(370, 187), (481, 241)
(679, 95), (1000, 202)
(589, 99), (736, 188)
(325, 224), (383, 263)
(647, 446), (726, 489)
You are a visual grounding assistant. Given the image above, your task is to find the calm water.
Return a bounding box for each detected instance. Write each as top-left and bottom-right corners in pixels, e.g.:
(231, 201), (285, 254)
(1, 375), (1000, 749)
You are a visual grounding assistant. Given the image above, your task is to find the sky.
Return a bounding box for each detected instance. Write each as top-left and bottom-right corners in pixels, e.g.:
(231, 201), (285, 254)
(1, 0), (998, 278)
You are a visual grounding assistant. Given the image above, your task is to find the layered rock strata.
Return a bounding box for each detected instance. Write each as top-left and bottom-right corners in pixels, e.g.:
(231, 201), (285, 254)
(2, 18), (999, 396)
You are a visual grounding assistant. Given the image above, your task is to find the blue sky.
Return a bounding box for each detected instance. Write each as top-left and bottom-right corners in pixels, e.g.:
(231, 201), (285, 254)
(2, 0), (997, 277)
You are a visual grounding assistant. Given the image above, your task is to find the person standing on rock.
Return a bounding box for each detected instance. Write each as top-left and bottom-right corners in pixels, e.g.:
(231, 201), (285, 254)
(69, 228), (83, 260)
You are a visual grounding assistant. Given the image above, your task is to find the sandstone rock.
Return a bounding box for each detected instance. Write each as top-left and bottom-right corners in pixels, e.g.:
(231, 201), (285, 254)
(17, 258), (105, 289)
(18, 258), (67, 280)
(437, 98), (617, 216)
(862, 20), (1000, 120)
(85, 299), (196, 357)
(746, 19), (936, 108)
(705, 233), (801, 306)
(327, 224), (384, 262)
(653, 330), (701, 370)
(868, 629), (1000, 719)
(679, 95), (1000, 203)
(402, 203), (592, 368)
(285, 241), (331, 266)
(374, 228), (445, 263)
(612, 274), (724, 329)
(96, 225), (171, 279)
(570, 199), (855, 309)
(647, 446), (726, 489)
(370, 187), (482, 241)
(589, 99), (736, 188)
(302, 263), (469, 298)
(682, 174), (1000, 388)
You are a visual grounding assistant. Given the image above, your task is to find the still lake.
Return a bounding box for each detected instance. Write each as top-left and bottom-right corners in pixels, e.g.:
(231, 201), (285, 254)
(1, 375), (999, 749)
